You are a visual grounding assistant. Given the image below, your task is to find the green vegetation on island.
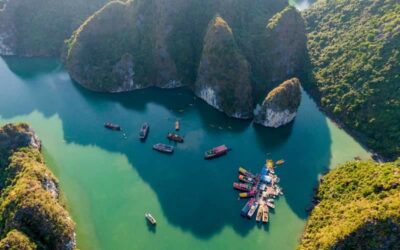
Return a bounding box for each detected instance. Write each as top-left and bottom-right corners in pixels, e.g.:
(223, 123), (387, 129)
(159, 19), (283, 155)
(195, 15), (253, 118)
(65, 0), (307, 118)
(299, 160), (400, 250)
(303, 0), (400, 160)
(0, 229), (37, 250)
(0, 123), (76, 250)
(254, 78), (302, 127)
(0, 0), (110, 56)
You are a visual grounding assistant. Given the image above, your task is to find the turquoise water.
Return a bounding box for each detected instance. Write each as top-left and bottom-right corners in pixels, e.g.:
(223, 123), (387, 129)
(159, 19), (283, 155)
(0, 57), (369, 250)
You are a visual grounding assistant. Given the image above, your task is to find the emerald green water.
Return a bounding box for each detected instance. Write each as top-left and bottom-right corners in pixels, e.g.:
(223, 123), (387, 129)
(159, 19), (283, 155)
(0, 57), (369, 250)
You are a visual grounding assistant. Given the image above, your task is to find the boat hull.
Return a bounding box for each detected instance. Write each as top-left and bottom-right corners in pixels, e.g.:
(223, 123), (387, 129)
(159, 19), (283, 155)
(152, 144), (174, 154)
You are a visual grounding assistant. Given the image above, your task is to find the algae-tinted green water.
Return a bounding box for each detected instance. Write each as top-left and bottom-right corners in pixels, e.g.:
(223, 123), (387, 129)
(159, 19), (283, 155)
(0, 57), (369, 250)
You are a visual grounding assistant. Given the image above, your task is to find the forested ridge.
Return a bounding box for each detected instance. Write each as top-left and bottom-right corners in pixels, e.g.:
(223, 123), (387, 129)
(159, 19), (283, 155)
(303, 0), (400, 160)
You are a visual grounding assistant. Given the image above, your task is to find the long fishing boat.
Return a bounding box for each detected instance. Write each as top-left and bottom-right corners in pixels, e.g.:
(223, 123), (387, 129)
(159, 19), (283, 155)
(240, 198), (255, 217)
(204, 145), (229, 159)
(262, 205), (269, 223)
(167, 132), (184, 143)
(233, 182), (252, 192)
(153, 143), (174, 154)
(238, 167), (255, 178)
(256, 205), (264, 222)
(104, 122), (121, 131)
(247, 201), (259, 218)
(238, 174), (254, 183)
(139, 123), (149, 140)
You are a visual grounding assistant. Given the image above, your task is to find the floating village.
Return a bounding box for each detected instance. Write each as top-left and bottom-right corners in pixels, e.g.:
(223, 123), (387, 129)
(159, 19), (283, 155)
(234, 160), (284, 223)
(104, 121), (283, 225)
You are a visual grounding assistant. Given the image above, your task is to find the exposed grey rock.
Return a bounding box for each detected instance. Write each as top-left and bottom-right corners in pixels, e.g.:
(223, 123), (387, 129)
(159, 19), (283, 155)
(254, 78), (302, 128)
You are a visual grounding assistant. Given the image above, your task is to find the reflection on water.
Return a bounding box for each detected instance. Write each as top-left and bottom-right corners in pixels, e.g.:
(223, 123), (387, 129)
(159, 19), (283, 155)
(0, 57), (370, 250)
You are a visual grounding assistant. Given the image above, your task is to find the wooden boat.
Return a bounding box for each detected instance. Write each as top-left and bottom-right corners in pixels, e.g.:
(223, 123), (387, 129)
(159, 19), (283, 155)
(266, 201), (275, 209)
(139, 123), (149, 140)
(238, 167), (255, 178)
(240, 198), (255, 217)
(262, 205), (269, 223)
(256, 205), (264, 222)
(233, 182), (252, 192)
(238, 174), (254, 183)
(167, 132), (184, 143)
(275, 186), (283, 196)
(153, 143), (174, 154)
(145, 213), (157, 225)
(239, 190), (256, 198)
(238, 167), (248, 175)
(247, 201), (259, 218)
(276, 159), (285, 165)
(104, 122), (121, 131)
(266, 159), (274, 169)
(204, 145), (229, 160)
(175, 120), (180, 131)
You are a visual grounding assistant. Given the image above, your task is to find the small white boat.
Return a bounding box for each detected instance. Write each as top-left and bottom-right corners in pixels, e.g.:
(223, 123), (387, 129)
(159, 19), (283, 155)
(145, 213), (157, 225)
(266, 201), (275, 209)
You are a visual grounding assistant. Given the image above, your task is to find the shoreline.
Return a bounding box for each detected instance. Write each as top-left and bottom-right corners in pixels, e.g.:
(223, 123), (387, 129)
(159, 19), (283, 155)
(0, 55), (388, 162)
(302, 86), (387, 163)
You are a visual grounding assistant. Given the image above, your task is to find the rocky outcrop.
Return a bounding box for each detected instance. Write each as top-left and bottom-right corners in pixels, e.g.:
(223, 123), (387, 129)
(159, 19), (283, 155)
(66, 0), (186, 92)
(265, 6), (307, 84)
(0, 0), (16, 55)
(254, 78), (301, 127)
(195, 16), (253, 119)
(64, 0), (307, 119)
(0, 123), (41, 156)
(0, 124), (76, 250)
(0, 229), (37, 250)
(0, 0), (109, 57)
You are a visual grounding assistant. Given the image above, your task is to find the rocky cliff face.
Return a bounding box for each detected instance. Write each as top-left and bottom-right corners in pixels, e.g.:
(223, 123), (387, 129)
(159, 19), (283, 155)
(0, 123), (76, 250)
(195, 16), (253, 119)
(0, 0), (109, 57)
(0, 123), (41, 158)
(265, 6), (307, 86)
(66, 0), (186, 92)
(65, 0), (307, 119)
(254, 78), (301, 127)
(0, 0), (16, 55)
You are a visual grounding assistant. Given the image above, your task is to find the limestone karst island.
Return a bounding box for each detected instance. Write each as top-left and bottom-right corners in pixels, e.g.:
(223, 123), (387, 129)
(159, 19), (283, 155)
(0, 0), (399, 249)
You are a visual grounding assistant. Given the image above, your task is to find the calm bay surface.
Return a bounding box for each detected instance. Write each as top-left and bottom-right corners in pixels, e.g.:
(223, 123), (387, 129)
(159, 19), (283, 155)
(0, 57), (369, 250)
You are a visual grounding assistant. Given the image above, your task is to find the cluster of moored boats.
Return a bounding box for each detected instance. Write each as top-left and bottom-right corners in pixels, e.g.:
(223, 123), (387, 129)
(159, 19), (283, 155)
(104, 121), (231, 159)
(233, 159), (284, 223)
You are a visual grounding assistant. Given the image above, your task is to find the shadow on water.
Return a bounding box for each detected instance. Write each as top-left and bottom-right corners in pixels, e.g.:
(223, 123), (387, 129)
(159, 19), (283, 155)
(146, 221), (157, 234)
(0, 57), (332, 238)
(253, 122), (295, 151)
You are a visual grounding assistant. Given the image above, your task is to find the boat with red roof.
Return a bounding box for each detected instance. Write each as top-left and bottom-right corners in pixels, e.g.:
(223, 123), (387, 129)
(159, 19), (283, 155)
(204, 145), (230, 159)
(233, 182), (252, 191)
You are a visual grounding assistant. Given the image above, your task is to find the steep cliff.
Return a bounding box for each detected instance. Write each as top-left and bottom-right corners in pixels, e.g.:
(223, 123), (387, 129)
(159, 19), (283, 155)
(265, 6), (307, 86)
(65, 0), (307, 118)
(254, 78), (301, 127)
(195, 16), (253, 119)
(0, 123), (76, 250)
(303, 0), (400, 160)
(0, 0), (110, 56)
(66, 0), (189, 92)
(299, 160), (400, 250)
